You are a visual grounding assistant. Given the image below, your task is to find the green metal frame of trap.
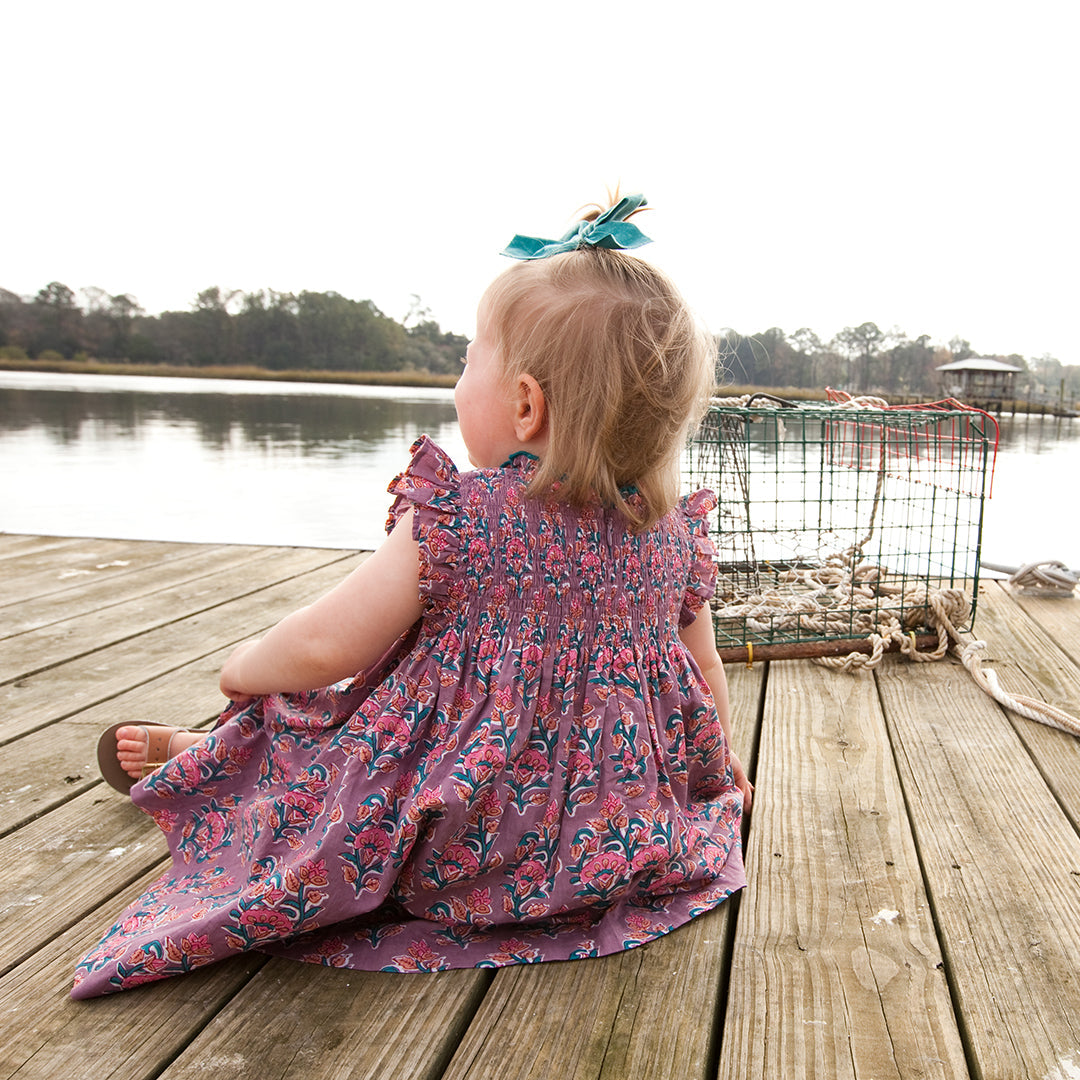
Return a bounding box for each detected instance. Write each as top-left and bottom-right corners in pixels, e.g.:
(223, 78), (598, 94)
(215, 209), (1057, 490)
(684, 397), (998, 661)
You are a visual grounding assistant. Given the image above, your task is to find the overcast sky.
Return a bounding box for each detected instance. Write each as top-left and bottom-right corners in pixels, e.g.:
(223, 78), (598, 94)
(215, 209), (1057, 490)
(6, 0), (1077, 363)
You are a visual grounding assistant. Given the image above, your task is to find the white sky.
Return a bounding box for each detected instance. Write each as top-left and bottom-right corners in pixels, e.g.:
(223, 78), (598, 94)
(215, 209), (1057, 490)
(6, 0), (1077, 362)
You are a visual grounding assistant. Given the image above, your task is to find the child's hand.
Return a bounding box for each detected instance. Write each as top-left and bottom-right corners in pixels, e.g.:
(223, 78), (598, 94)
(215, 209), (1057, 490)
(220, 641), (259, 704)
(730, 750), (753, 815)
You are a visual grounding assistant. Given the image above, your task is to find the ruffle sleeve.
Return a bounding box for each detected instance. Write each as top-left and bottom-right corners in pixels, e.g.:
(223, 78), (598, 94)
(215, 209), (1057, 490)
(678, 488), (719, 628)
(385, 435), (462, 615)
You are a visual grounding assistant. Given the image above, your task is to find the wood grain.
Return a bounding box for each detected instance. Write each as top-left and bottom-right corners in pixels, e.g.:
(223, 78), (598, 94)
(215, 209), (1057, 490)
(0, 546), (360, 683)
(160, 961), (492, 1080)
(0, 552), (365, 743)
(964, 582), (1080, 825)
(0, 870), (266, 1080)
(0, 542), (282, 636)
(876, 653), (1080, 1079)
(718, 659), (967, 1080)
(3, 539), (1079, 1080)
(0, 536), (217, 606)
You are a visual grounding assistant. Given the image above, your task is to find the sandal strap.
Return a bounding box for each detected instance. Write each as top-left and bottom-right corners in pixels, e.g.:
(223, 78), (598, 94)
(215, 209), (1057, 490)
(139, 725), (190, 778)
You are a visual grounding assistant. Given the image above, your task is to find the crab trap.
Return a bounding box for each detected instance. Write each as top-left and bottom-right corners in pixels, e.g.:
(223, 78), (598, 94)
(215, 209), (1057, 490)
(684, 393), (998, 662)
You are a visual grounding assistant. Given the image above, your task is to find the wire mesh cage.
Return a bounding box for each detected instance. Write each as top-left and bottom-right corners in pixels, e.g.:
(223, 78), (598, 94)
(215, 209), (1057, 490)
(684, 393), (998, 661)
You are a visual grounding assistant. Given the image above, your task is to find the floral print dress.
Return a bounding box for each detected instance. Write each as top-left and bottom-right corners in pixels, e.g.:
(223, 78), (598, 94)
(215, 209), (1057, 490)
(72, 436), (745, 998)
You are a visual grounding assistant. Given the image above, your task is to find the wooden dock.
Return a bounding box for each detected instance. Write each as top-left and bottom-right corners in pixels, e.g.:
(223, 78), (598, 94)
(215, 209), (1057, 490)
(2, 533), (1079, 1080)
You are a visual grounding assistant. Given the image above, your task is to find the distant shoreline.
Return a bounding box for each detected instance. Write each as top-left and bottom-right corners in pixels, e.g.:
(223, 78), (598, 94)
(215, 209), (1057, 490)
(3, 359), (1074, 417)
(0, 358), (820, 404)
(0, 358), (459, 390)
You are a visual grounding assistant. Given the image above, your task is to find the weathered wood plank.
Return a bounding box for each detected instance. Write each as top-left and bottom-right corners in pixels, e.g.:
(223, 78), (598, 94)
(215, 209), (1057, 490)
(158, 961), (492, 1080)
(962, 583), (1080, 828)
(0, 532), (51, 553)
(0, 645), (227, 836)
(718, 660), (966, 1080)
(0, 553), (366, 743)
(441, 663), (763, 1080)
(0, 546), (359, 683)
(0, 787), (172, 975)
(0, 542), (295, 636)
(6, 538), (1079, 1080)
(1002, 581), (1080, 668)
(0, 537), (225, 608)
(0, 534), (89, 561)
(0, 553), (369, 962)
(875, 654), (1080, 1079)
(976, 582), (1080, 714)
(443, 909), (731, 1080)
(0, 870), (265, 1080)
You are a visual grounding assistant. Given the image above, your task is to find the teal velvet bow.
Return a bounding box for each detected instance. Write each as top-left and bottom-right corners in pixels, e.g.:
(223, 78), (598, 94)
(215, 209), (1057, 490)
(501, 193), (652, 260)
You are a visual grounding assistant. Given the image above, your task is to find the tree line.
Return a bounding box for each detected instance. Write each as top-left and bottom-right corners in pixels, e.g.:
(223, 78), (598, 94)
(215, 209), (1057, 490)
(1, 283), (1072, 399)
(719, 321), (1073, 401)
(0, 282), (468, 376)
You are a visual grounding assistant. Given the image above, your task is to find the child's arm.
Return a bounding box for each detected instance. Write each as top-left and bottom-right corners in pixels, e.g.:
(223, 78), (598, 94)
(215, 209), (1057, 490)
(679, 605), (753, 813)
(220, 509), (424, 700)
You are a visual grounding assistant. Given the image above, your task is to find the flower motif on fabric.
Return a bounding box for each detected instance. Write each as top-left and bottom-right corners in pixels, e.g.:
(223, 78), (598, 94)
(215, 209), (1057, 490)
(382, 940), (448, 973)
(176, 797), (242, 864)
(223, 857), (329, 951)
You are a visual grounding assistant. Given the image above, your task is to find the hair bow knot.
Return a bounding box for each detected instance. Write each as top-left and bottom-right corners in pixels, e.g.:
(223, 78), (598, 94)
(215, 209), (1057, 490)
(501, 193), (652, 260)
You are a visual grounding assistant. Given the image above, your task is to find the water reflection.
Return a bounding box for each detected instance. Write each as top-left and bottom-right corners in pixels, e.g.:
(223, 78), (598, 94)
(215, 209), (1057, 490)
(0, 379), (460, 454)
(995, 411), (1080, 454)
(1, 372), (1078, 566)
(0, 373), (466, 550)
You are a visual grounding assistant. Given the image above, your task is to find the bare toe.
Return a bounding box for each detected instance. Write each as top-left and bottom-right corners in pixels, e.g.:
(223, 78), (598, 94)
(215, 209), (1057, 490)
(114, 726), (149, 779)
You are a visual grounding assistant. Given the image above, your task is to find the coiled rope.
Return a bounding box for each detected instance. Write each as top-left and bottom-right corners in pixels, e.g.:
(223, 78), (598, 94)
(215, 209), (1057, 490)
(814, 581), (1080, 737)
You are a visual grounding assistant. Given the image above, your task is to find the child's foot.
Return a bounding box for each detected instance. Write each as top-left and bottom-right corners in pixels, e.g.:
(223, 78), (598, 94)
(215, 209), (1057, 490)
(114, 725), (207, 781)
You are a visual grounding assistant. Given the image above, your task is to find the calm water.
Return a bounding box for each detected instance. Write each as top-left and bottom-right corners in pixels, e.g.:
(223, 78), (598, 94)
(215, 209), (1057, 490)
(0, 372), (468, 550)
(1, 371), (1078, 571)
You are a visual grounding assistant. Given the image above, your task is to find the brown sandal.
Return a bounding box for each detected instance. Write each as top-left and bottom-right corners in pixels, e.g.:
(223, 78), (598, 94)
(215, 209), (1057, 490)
(96, 722), (193, 795)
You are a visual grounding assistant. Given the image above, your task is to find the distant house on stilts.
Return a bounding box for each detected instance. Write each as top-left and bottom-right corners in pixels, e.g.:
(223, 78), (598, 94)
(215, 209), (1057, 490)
(936, 357), (1021, 411)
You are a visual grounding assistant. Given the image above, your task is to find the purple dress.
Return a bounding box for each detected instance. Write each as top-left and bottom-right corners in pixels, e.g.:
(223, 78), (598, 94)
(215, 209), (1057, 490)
(72, 437), (745, 998)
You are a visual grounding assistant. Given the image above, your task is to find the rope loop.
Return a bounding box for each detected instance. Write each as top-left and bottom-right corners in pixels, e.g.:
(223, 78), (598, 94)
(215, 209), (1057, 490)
(799, 582), (1080, 738)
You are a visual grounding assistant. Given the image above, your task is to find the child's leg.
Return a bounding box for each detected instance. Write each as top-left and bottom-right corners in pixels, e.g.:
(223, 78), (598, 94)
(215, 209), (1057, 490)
(114, 726), (208, 780)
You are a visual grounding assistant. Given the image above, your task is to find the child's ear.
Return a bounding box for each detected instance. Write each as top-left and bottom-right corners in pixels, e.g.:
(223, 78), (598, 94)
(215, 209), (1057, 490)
(513, 374), (547, 443)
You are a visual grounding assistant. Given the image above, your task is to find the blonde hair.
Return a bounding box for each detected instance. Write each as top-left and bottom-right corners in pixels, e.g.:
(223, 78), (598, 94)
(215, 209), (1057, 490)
(482, 247), (717, 530)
